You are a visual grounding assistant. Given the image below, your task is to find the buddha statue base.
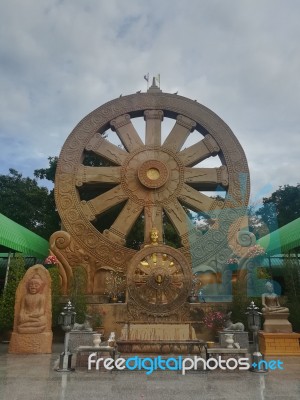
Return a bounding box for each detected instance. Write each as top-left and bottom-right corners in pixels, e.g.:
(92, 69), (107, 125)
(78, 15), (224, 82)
(8, 331), (52, 354)
(259, 332), (300, 356)
(262, 312), (292, 333)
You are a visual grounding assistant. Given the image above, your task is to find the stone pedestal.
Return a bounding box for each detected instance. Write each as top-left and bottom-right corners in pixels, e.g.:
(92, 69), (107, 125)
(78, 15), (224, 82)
(259, 332), (300, 356)
(219, 331), (249, 349)
(207, 348), (250, 370)
(263, 312), (292, 333)
(68, 331), (96, 352)
(76, 345), (117, 368)
(9, 332), (52, 354)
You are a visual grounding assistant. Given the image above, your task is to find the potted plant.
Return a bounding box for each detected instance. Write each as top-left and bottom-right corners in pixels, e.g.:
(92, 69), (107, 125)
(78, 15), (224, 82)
(203, 309), (227, 340)
(226, 257), (239, 271)
(44, 254), (59, 269)
(105, 270), (126, 303)
(246, 245), (266, 260)
(90, 307), (106, 335)
(117, 291), (126, 303)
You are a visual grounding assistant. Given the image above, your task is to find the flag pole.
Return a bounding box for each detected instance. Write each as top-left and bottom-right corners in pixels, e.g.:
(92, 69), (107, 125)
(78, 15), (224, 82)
(144, 73), (149, 90)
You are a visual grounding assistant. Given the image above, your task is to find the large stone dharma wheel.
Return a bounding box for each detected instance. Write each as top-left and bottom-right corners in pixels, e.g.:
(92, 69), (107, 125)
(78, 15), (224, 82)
(55, 80), (250, 271)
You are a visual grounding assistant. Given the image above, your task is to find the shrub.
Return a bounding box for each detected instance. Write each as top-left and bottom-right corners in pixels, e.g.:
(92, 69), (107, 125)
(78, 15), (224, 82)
(0, 255), (26, 332)
(284, 258), (300, 332)
(48, 266), (62, 327)
(69, 266), (87, 324)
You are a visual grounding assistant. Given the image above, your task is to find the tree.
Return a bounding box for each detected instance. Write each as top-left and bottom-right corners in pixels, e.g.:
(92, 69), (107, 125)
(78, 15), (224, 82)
(255, 184), (300, 233)
(34, 156), (58, 183)
(0, 169), (60, 240)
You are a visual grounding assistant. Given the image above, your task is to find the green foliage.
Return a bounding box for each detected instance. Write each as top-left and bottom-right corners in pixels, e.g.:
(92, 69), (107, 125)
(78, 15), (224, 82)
(69, 266), (87, 324)
(284, 258), (300, 332)
(48, 266), (62, 328)
(34, 156), (58, 183)
(0, 168), (60, 240)
(256, 184), (300, 233)
(230, 281), (262, 329)
(0, 255), (26, 331)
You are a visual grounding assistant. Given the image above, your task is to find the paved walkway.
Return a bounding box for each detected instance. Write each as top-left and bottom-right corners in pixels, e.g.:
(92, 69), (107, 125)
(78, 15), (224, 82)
(0, 343), (299, 400)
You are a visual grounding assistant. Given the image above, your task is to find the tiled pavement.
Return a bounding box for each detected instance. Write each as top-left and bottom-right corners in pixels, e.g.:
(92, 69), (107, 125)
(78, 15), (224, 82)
(0, 343), (299, 400)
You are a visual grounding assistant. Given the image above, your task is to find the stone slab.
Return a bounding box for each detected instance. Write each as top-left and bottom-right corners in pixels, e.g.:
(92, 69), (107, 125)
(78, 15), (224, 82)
(207, 348), (249, 354)
(8, 332), (52, 354)
(207, 348), (250, 370)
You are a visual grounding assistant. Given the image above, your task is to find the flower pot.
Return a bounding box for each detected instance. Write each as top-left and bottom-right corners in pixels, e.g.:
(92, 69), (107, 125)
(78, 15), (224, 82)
(206, 341), (215, 348)
(110, 296), (118, 303)
(93, 333), (102, 347)
(224, 333), (234, 349)
(227, 263), (238, 271)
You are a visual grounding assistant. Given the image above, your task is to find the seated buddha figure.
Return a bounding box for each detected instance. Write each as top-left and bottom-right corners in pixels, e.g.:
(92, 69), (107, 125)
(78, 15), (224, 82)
(18, 273), (47, 334)
(141, 227), (159, 264)
(262, 282), (289, 314)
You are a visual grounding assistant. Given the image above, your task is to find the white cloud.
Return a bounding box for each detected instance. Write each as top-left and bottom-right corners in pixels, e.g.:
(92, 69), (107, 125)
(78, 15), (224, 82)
(0, 0), (300, 202)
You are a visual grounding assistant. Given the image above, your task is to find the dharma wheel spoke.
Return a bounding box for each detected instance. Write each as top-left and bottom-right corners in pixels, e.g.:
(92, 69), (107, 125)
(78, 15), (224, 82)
(110, 114), (144, 152)
(85, 133), (129, 165)
(144, 110), (164, 146)
(163, 285), (178, 302)
(178, 134), (220, 167)
(81, 185), (128, 221)
(164, 199), (195, 240)
(170, 284), (182, 295)
(104, 200), (144, 245)
(184, 166), (229, 190)
(163, 115), (196, 152)
(178, 184), (217, 213)
(75, 165), (121, 186)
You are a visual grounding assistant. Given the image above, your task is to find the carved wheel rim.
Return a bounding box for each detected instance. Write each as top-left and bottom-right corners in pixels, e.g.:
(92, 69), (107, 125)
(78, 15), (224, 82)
(127, 245), (192, 314)
(55, 91), (250, 265)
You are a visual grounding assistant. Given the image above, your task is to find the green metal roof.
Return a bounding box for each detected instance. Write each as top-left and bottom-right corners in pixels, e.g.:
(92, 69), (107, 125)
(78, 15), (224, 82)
(257, 217), (300, 255)
(0, 213), (49, 258)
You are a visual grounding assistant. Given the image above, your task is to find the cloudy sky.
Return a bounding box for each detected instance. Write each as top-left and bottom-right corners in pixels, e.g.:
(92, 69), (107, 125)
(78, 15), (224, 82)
(1, 0), (299, 205)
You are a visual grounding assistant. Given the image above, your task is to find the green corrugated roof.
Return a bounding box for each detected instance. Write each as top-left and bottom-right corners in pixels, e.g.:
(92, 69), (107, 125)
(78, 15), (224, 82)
(257, 217), (300, 255)
(0, 213), (49, 258)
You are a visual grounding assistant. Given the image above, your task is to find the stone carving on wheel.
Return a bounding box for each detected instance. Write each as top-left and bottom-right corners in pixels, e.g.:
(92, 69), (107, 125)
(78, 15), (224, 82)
(127, 245), (192, 315)
(54, 79), (250, 293)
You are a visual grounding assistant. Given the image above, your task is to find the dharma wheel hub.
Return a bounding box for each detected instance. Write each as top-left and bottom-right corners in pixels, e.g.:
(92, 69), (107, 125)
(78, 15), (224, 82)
(138, 159), (169, 188)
